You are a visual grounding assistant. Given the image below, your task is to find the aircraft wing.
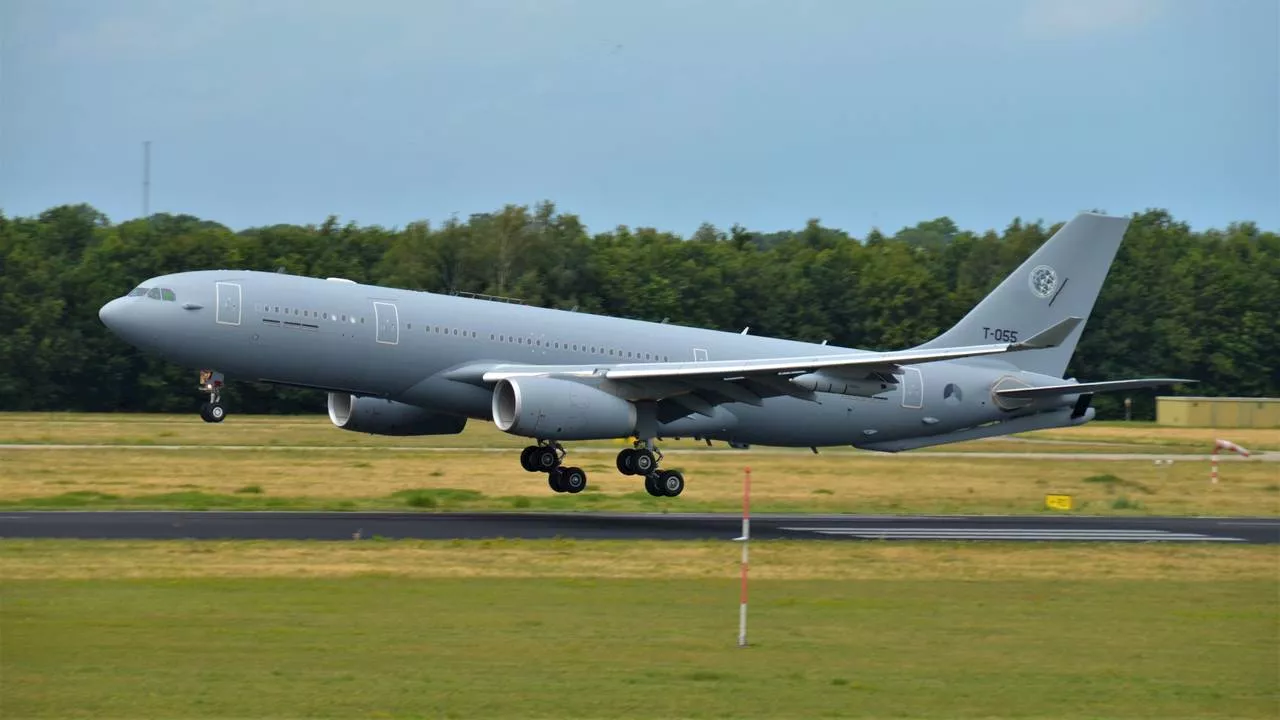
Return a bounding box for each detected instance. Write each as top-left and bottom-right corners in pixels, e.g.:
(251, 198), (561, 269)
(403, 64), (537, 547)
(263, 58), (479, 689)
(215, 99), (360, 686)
(468, 317), (1082, 402)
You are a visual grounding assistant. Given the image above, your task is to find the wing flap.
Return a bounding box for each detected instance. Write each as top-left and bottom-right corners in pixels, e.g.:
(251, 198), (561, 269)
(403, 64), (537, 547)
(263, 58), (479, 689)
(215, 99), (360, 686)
(994, 378), (1196, 399)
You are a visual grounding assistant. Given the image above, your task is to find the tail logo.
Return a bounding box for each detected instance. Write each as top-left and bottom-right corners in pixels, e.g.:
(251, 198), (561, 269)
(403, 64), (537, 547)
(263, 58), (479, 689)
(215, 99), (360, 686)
(1029, 265), (1058, 299)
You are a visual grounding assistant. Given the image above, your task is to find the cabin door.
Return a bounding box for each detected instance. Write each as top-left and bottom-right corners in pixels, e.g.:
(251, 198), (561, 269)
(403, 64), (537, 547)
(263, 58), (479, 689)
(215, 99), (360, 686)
(215, 282), (242, 326)
(901, 367), (924, 409)
(373, 301), (399, 345)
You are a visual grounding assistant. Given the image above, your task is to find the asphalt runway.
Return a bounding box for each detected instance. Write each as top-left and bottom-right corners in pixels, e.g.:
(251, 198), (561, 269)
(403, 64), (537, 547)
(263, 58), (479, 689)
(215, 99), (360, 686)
(1, 511), (1276, 543)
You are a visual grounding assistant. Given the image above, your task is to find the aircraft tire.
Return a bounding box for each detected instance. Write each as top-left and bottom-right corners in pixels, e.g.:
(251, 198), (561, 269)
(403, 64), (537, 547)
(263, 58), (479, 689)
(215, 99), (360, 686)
(560, 466), (587, 494)
(632, 449), (657, 475)
(616, 449), (636, 475)
(548, 468), (566, 493)
(532, 447), (559, 472)
(659, 470), (685, 497)
(208, 403), (226, 423)
(520, 446), (537, 472)
(644, 473), (664, 497)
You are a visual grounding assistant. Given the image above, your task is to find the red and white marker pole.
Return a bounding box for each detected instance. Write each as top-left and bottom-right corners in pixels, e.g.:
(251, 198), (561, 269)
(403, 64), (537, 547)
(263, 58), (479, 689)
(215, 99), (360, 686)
(1211, 439), (1251, 484)
(737, 467), (751, 648)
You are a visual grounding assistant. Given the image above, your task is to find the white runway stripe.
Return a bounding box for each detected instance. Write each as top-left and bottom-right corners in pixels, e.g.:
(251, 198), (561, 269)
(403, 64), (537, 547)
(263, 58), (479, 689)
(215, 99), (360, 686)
(779, 527), (1243, 542)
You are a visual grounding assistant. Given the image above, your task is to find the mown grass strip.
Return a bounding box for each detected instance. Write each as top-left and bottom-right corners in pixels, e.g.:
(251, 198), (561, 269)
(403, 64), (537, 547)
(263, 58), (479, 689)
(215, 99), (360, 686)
(2, 571), (1275, 718)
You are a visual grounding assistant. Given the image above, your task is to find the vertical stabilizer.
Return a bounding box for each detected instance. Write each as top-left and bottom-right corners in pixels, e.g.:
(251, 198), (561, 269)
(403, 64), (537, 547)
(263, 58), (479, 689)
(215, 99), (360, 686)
(917, 213), (1129, 377)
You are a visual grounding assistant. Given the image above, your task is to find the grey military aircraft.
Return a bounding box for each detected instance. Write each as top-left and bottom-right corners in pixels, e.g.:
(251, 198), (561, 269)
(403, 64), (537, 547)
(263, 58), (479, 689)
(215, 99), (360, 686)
(99, 212), (1190, 497)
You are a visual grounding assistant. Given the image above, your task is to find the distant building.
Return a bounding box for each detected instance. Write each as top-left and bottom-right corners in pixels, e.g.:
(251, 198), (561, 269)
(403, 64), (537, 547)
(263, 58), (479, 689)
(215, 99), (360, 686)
(1157, 396), (1280, 428)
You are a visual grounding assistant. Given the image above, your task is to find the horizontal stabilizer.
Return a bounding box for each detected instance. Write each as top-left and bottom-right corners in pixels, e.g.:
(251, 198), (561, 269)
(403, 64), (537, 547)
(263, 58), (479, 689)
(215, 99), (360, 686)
(994, 378), (1196, 399)
(1012, 316), (1082, 350)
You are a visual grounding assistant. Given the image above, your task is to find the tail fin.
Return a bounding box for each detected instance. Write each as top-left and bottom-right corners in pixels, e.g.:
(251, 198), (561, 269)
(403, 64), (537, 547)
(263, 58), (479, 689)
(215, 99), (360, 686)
(918, 212), (1129, 378)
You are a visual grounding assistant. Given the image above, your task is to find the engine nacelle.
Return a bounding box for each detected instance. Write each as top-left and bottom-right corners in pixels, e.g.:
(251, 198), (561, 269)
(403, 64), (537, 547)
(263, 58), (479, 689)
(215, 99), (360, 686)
(492, 377), (637, 440)
(327, 393), (467, 436)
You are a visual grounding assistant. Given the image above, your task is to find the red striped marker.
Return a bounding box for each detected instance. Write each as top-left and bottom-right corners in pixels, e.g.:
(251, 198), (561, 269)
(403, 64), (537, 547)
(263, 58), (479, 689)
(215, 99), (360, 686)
(1211, 439), (1251, 484)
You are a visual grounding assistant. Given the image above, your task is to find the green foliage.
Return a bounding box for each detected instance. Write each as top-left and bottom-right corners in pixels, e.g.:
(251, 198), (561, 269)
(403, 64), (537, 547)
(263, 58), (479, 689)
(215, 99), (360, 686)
(2, 204), (1274, 417)
(1083, 474), (1155, 495)
(1112, 496), (1143, 510)
(390, 488), (486, 509)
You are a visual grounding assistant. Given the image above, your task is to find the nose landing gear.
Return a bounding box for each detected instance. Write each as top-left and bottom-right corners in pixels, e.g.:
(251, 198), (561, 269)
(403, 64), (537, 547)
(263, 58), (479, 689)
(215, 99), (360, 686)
(198, 370), (226, 423)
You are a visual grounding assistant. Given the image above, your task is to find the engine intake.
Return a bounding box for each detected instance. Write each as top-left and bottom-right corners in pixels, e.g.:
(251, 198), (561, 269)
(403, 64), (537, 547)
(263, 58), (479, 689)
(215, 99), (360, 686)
(327, 393), (467, 436)
(492, 377), (637, 440)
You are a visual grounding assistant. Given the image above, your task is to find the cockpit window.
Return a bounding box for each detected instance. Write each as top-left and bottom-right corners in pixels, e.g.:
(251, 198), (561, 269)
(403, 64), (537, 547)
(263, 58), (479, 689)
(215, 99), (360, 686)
(147, 288), (163, 300)
(161, 289), (176, 302)
(127, 287), (149, 297)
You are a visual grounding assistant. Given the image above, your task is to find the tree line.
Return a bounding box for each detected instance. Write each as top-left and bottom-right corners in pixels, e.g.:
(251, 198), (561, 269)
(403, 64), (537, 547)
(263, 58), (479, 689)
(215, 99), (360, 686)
(1, 203), (1275, 419)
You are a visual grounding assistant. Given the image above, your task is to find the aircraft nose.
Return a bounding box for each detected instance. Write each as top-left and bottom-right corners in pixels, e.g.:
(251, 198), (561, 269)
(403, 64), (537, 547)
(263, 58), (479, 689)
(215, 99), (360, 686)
(99, 297), (138, 339)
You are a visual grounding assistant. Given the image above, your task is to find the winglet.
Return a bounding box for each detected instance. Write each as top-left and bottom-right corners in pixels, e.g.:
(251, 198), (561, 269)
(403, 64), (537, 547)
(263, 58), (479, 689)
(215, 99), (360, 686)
(1012, 316), (1082, 351)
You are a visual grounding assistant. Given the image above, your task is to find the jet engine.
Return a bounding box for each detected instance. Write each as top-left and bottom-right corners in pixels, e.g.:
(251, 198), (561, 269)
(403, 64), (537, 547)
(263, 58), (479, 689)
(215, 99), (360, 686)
(327, 393), (467, 436)
(491, 377), (637, 440)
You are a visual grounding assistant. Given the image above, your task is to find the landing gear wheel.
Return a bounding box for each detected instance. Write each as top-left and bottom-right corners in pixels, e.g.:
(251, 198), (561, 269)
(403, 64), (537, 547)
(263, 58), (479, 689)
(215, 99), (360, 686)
(644, 473), (664, 497)
(197, 370), (226, 423)
(631, 449), (657, 475)
(616, 448), (637, 475)
(657, 469), (685, 497)
(200, 402), (226, 423)
(520, 446), (538, 472)
(559, 467), (587, 494)
(532, 446), (560, 472)
(548, 468), (566, 493)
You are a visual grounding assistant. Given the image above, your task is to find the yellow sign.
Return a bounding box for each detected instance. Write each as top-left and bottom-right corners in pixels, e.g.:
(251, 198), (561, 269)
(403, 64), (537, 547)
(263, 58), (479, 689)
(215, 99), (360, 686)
(1045, 494), (1073, 511)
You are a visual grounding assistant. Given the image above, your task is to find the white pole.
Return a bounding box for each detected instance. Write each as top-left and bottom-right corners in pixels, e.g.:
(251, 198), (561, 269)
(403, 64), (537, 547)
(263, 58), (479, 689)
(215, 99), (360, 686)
(738, 466), (751, 648)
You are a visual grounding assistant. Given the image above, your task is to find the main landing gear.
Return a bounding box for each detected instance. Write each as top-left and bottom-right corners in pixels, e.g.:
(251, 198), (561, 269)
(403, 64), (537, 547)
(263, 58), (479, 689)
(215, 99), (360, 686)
(516, 439), (684, 498)
(198, 370), (226, 423)
(519, 441), (588, 494)
(616, 444), (685, 497)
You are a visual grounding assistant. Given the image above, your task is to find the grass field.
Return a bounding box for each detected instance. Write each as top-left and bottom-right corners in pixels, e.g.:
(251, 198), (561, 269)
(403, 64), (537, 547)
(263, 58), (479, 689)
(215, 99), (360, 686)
(3, 413), (1277, 451)
(1, 414), (1275, 515)
(2, 540), (1276, 718)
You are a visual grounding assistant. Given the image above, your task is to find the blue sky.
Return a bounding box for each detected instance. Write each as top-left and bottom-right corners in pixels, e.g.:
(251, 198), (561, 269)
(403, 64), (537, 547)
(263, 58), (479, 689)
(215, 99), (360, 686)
(2, 0), (1276, 236)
